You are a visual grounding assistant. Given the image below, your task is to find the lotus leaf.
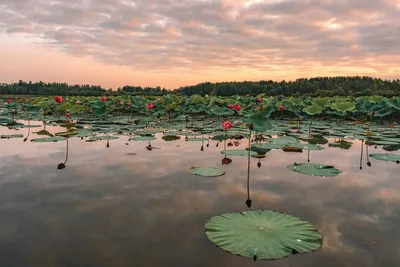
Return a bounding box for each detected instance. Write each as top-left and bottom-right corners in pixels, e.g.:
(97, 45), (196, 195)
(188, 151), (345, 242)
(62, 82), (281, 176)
(221, 150), (257, 156)
(129, 136), (156, 141)
(288, 163), (342, 177)
(369, 153), (400, 162)
(205, 210), (322, 260)
(31, 137), (66, 142)
(1, 134), (24, 139)
(188, 167), (225, 177)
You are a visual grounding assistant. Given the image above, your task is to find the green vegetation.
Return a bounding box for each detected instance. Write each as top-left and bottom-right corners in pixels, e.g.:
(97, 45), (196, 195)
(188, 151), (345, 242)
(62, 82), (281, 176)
(1, 93), (399, 262)
(1, 76), (399, 97)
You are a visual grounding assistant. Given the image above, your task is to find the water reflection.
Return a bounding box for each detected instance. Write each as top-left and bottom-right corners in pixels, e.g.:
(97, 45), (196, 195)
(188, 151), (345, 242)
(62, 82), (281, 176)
(0, 122), (399, 266)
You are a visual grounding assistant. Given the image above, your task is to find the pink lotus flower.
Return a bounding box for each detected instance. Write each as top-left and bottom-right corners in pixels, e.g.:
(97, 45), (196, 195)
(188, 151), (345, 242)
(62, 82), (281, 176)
(235, 104), (241, 111)
(6, 99), (12, 104)
(75, 100), (81, 105)
(222, 121), (233, 130)
(228, 104), (234, 109)
(55, 96), (63, 103)
(101, 96), (107, 101)
(280, 105), (285, 111)
(66, 113), (71, 117)
(119, 101), (124, 105)
(290, 129), (300, 133)
(257, 98), (262, 102)
(146, 103), (154, 109)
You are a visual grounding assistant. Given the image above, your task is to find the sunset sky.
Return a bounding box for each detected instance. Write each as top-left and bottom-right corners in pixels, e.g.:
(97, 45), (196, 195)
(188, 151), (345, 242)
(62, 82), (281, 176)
(0, 0), (399, 89)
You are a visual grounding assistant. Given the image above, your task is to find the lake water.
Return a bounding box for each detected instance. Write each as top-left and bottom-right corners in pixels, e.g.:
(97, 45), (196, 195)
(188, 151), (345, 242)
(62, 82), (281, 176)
(0, 122), (399, 267)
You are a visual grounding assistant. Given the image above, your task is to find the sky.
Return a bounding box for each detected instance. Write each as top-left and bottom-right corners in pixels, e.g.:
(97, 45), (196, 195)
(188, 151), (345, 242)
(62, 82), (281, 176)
(0, 0), (399, 89)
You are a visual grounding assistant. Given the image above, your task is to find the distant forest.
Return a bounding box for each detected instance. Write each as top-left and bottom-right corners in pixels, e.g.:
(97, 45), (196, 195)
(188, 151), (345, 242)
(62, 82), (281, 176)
(0, 76), (399, 97)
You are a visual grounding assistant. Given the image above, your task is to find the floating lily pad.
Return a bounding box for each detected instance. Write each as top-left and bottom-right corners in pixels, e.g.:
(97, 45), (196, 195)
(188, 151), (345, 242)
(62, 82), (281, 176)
(188, 167), (225, 177)
(129, 136), (156, 141)
(162, 135), (180, 141)
(369, 153), (400, 162)
(287, 163), (342, 177)
(221, 150), (257, 156)
(87, 136), (120, 141)
(205, 210), (322, 260)
(1, 134), (24, 139)
(187, 137), (208, 141)
(31, 137), (66, 142)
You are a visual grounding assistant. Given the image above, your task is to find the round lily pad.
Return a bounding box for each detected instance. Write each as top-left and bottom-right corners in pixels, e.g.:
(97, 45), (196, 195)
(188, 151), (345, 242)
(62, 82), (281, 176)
(87, 136), (119, 141)
(287, 163), (342, 177)
(205, 210), (322, 260)
(162, 135), (180, 141)
(187, 137), (208, 141)
(369, 153), (400, 162)
(31, 137), (66, 142)
(221, 150), (258, 156)
(129, 136), (156, 141)
(188, 167), (225, 177)
(1, 134), (24, 139)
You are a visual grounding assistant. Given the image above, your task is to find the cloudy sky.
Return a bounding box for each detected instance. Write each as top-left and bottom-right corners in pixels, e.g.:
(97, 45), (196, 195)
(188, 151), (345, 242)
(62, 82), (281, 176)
(0, 0), (399, 89)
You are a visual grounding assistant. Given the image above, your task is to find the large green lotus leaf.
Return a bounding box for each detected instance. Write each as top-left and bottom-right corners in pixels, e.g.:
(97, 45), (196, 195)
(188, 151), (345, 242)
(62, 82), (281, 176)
(371, 140), (399, 145)
(129, 136), (156, 141)
(331, 101), (355, 112)
(385, 98), (400, 110)
(1, 134), (24, 139)
(10, 124), (41, 129)
(221, 150), (257, 156)
(312, 97), (330, 108)
(55, 131), (78, 137)
(252, 143), (286, 149)
(74, 130), (95, 137)
(303, 104), (323, 116)
(188, 167), (225, 177)
(34, 130), (54, 137)
(369, 153), (400, 162)
(210, 107), (234, 116)
(374, 107), (393, 117)
(31, 137), (66, 142)
(288, 163), (342, 177)
(187, 137), (208, 141)
(245, 111), (273, 132)
(328, 140), (352, 149)
(249, 147), (271, 155)
(205, 210), (322, 260)
(87, 136), (119, 141)
(162, 135), (180, 141)
(212, 135), (229, 141)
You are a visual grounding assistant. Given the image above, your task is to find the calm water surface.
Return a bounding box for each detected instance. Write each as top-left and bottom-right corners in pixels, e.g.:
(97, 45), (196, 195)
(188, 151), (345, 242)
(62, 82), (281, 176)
(0, 122), (399, 266)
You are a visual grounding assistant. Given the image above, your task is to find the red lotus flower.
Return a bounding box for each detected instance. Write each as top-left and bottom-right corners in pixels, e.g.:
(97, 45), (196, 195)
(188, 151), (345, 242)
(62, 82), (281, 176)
(101, 96), (107, 101)
(228, 103), (234, 109)
(235, 104), (241, 111)
(222, 121), (233, 130)
(6, 99), (12, 104)
(119, 101), (124, 105)
(222, 157), (232, 165)
(66, 113), (71, 117)
(75, 100), (81, 105)
(257, 98), (262, 102)
(55, 96), (63, 103)
(280, 105), (285, 111)
(146, 103), (154, 109)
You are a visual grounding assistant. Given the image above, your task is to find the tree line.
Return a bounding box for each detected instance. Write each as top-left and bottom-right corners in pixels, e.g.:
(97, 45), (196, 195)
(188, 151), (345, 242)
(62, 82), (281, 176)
(0, 76), (399, 97)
